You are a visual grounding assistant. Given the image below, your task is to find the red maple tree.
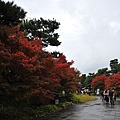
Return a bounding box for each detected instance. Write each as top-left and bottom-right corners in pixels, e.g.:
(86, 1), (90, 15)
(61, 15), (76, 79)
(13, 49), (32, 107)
(105, 72), (120, 89)
(0, 25), (81, 105)
(0, 25), (58, 104)
(91, 74), (107, 90)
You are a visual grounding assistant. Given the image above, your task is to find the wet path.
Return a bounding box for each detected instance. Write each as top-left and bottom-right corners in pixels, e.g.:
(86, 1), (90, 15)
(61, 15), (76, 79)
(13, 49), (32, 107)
(37, 96), (120, 120)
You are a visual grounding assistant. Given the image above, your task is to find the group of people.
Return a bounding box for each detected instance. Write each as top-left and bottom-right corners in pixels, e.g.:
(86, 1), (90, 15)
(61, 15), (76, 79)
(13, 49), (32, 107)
(101, 88), (117, 105)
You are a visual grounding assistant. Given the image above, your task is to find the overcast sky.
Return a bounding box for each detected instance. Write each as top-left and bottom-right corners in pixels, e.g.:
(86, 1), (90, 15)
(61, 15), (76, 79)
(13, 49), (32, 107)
(4, 0), (120, 74)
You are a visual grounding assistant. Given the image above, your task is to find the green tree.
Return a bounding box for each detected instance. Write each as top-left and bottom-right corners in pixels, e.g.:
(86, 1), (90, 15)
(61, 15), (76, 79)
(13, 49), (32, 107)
(81, 74), (86, 88)
(95, 68), (108, 76)
(0, 0), (26, 26)
(83, 73), (95, 89)
(110, 59), (120, 74)
(0, 0), (61, 48)
(20, 18), (61, 47)
(51, 51), (61, 58)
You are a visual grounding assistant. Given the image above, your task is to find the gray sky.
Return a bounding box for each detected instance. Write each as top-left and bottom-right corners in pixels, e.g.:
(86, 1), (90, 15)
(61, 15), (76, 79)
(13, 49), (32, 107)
(5, 0), (120, 74)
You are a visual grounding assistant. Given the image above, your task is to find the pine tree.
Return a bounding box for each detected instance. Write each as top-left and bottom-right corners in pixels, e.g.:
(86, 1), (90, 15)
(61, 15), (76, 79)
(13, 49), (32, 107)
(0, 0), (26, 26)
(21, 18), (61, 47)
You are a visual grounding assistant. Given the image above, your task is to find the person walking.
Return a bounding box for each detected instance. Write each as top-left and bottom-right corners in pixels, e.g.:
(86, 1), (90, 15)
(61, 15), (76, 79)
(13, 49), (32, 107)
(101, 91), (104, 102)
(103, 89), (109, 104)
(109, 88), (114, 105)
(113, 90), (117, 101)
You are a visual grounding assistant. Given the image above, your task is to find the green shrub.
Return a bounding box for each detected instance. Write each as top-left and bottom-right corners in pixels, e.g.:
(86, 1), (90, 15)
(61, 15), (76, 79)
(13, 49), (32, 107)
(69, 94), (81, 104)
(0, 94), (97, 119)
(34, 104), (59, 117)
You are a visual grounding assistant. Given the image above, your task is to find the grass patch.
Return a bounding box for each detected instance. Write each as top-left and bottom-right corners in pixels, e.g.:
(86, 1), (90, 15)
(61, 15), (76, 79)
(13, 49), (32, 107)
(73, 94), (97, 103)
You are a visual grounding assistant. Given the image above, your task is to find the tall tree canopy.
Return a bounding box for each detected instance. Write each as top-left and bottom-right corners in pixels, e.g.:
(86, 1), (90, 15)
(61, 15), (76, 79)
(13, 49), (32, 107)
(0, 0), (61, 47)
(95, 68), (108, 76)
(110, 59), (120, 74)
(0, 0), (26, 26)
(20, 18), (61, 47)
